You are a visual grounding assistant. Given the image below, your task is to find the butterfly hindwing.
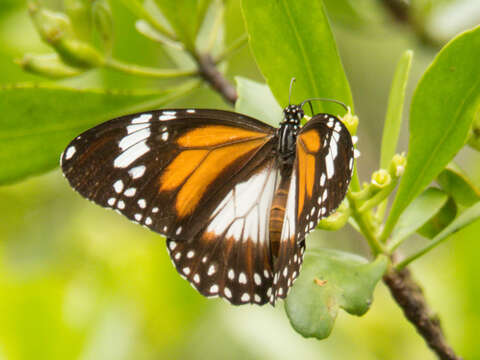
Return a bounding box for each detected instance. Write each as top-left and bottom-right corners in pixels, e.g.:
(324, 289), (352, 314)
(167, 155), (282, 305)
(61, 109), (276, 240)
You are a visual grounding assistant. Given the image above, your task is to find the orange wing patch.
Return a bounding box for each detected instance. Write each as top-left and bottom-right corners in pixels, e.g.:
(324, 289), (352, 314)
(160, 134), (270, 218)
(177, 125), (267, 147)
(296, 130), (324, 218)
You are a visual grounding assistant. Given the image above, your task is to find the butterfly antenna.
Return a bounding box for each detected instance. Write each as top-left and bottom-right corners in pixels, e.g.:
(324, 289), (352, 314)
(300, 98), (349, 113)
(289, 77), (296, 105)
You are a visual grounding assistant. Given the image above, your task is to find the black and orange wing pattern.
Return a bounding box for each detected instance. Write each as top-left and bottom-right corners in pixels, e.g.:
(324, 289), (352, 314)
(271, 113), (353, 302)
(61, 109), (283, 305)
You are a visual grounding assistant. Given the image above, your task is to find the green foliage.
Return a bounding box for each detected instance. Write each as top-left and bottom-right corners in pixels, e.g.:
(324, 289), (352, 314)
(380, 50), (412, 168)
(234, 76), (282, 126)
(0, 82), (196, 185)
(389, 188), (448, 250)
(285, 250), (387, 339)
(384, 26), (480, 239)
(241, 0), (353, 114)
(1, 0), (480, 356)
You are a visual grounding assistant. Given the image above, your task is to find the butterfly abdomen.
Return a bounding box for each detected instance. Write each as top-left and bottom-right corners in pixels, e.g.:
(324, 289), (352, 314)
(269, 173), (292, 258)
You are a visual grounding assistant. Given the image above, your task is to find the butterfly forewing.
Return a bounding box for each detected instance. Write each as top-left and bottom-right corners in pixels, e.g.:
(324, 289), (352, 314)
(294, 113), (354, 239)
(61, 109), (275, 241)
(271, 113), (353, 303)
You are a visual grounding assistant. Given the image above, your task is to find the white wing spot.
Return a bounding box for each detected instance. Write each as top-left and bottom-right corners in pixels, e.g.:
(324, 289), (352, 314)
(239, 272), (247, 284)
(186, 109), (195, 113)
(176, 227), (182, 235)
(352, 135), (358, 144)
(208, 264), (216, 276)
(124, 188), (136, 197)
(193, 274), (200, 284)
(241, 293), (250, 302)
(278, 288), (284, 296)
(174, 252), (181, 260)
(138, 199), (146, 208)
(65, 146), (76, 160)
(114, 141), (150, 168)
(113, 180), (124, 193)
(254, 273), (262, 286)
(187, 250), (195, 258)
(127, 123), (149, 134)
(228, 269), (235, 280)
(325, 152), (335, 179)
(202, 256), (208, 263)
(264, 270), (270, 278)
(283, 267), (288, 278)
(131, 113), (152, 124)
(210, 284), (219, 293)
(159, 115), (175, 121)
(152, 207), (159, 213)
(117, 200), (125, 210)
(163, 225), (168, 232)
(161, 132), (169, 141)
(323, 189), (328, 202)
(119, 128), (150, 151)
(254, 294), (261, 303)
(134, 213), (142, 221)
(163, 111), (176, 115)
(354, 149), (361, 158)
(129, 165), (146, 179)
(169, 241), (177, 251)
(224, 287), (232, 298)
(183, 267), (191, 275)
(145, 217), (152, 225)
(107, 198), (116, 206)
(267, 287), (272, 297)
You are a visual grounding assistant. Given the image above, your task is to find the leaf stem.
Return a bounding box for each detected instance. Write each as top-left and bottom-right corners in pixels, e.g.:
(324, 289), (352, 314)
(104, 58), (198, 78)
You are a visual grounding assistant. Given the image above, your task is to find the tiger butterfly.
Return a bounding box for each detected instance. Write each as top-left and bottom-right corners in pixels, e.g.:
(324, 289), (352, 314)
(60, 93), (354, 306)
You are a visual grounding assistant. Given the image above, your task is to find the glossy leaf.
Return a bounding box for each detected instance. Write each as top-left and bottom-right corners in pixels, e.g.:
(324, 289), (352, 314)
(417, 197), (457, 239)
(234, 76), (282, 127)
(437, 164), (480, 207)
(241, 0), (353, 114)
(389, 188), (448, 250)
(285, 250), (387, 340)
(398, 201), (480, 269)
(0, 82), (197, 185)
(380, 50), (412, 168)
(384, 26), (480, 238)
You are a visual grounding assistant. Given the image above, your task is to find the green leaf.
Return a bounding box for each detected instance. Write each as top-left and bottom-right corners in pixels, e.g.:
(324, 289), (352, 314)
(437, 164), (480, 207)
(235, 76), (282, 127)
(380, 50), (413, 168)
(417, 197), (457, 239)
(241, 0), (353, 114)
(153, 0), (210, 51)
(389, 188), (448, 250)
(397, 201), (480, 269)
(0, 82), (197, 185)
(383, 26), (480, 239)
(285, 250), (387, 340)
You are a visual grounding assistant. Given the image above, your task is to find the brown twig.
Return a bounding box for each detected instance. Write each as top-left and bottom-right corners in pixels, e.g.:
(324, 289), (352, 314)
(383, 267), (462, 360)
(195, 53), (237, 106)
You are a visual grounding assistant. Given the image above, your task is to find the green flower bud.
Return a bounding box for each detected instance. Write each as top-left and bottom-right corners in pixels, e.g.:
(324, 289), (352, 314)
(16, 53), (82, 78)
(371, 169), (391, 189)
(64, 0), (92, 41)
(29, 3), (72, 44)
(340, 108), (359, 135)
(55, 38), (104, 68)
(389, 153), (407, 178)
(317, 201), (350, 231)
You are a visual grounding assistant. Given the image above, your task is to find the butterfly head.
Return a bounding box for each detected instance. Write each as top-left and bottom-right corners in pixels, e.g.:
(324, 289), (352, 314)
(283, 105), (304, 125)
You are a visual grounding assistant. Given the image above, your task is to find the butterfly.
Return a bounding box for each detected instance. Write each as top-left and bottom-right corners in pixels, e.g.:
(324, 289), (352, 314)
(60, 88), (354, 306)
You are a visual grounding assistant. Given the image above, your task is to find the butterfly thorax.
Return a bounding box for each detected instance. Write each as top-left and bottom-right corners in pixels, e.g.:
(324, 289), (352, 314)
(277, 105), (303, 165)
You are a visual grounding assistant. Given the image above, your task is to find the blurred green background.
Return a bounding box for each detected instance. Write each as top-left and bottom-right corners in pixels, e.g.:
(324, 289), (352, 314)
(1, 0), (480, 359)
